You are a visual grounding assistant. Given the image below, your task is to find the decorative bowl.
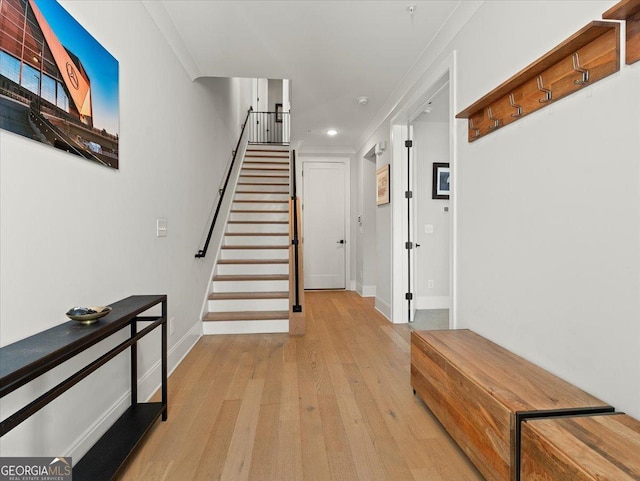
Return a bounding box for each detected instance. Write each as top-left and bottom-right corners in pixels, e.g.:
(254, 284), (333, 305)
(66, 306), (112, 324)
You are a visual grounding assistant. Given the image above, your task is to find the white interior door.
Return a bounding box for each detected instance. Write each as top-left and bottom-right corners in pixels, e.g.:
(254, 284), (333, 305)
(303, 162), (346, 289)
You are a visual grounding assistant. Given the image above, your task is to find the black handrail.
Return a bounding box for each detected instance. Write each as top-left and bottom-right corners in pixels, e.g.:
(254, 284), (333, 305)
(195, 107), (252, 258)
(291, 150), (302, 312)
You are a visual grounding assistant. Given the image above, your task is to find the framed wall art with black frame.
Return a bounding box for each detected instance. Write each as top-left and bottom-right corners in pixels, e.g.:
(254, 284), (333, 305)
(432, 162), (450, 200)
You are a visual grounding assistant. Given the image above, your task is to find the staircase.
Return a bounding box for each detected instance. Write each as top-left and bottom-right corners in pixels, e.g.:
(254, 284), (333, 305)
(202, 145), (291, 334)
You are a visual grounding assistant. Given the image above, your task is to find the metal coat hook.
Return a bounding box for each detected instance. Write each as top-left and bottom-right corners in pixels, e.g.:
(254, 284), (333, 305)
(487, 107), (500, 129)
(572, 53), (590, 85)
(509, 93), (522, 117)
(469, 117), (480, 138)
(536, 75), (552, 103)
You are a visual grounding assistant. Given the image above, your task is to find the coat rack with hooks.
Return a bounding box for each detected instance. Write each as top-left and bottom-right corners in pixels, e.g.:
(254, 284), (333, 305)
(604, 0), (640, 64)
(456, 21), (620, 142)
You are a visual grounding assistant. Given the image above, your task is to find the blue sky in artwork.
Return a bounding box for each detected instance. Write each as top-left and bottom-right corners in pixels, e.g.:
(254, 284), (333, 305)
(34, 0), (119, 134)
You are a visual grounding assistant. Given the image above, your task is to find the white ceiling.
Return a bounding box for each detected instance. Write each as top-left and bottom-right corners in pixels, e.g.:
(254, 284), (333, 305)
(146, 1), (465, 151)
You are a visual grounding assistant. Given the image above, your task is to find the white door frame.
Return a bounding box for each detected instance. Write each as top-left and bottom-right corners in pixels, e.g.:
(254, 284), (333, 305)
(300, 156), (351, 290)
(389, 51), (458, 327)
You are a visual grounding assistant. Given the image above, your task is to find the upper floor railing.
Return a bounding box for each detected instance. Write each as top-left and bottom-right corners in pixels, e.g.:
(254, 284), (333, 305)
(248, 111), (290, 144)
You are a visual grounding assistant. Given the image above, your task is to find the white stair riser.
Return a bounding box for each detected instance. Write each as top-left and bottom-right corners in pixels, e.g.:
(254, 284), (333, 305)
(236, 184), (290, 193)
(230, 212), (288, 222)
(203, 319), (288, 335)
(212, 279), (289, 292)
(208, 298), (289, 312)
(220, 248), (289, 260)
(245, 151), (289, 155)
(234, 193), (290, 201)
(232, 203), (288, 212)
(227, 223), (288, 234)
(238, 176), (289, 185)
(224, 235), (288, 246)
(241, 170), (290, 178)
(245, 151), (289, 156)
(216, 263), (288, 275)
(242, 163), (289, 170)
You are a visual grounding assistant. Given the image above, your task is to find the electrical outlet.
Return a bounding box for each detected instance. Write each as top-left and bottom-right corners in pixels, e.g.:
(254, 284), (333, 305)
(428, 280), (434, 289)
(169, 317), (175, 335)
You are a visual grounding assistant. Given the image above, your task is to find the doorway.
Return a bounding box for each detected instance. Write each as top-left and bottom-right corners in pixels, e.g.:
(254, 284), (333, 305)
(411, 82), (451, 329)
(389, 52), (458, 327)
(303, 160), (349, 289)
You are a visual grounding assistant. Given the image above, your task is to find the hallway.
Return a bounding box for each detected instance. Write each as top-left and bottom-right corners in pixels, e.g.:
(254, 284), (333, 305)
(117, 291), (482, 481)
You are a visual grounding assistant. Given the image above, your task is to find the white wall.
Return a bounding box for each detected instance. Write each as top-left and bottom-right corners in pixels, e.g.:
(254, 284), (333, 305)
(268, 78), (283, 111)
(0, 0), (252, 459)
(413, 121), (450, 306)
(355, 126), (392, 318)
(357, 0), (640, 419)
(356, 147), (377, 297)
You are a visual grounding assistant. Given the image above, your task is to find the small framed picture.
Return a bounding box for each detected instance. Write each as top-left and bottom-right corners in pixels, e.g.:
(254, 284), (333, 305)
(275, 103), (283, 123)
(432, 163), (450, 200)
(376, 164), (390, 205)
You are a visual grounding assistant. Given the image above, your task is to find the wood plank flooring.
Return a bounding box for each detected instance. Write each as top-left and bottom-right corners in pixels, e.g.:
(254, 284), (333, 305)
(115, 291), (483, 481)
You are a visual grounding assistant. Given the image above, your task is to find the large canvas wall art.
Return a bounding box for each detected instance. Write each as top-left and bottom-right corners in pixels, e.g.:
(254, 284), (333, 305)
(0, 0), (119, 168)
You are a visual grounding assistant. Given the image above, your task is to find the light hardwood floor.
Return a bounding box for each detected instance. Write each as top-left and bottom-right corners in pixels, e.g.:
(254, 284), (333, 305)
(116, 291), (483, 481)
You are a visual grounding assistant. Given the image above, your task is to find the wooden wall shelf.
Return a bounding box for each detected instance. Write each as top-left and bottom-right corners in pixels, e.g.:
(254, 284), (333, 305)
(604, 0), (640, 64)
(457, 21), (620, 142)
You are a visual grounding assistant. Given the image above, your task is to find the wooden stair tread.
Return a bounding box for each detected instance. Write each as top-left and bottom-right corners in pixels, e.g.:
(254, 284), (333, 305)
(227, 220), (288, 224)
(243, 161), (289, 165)
(203, 311), (289, 322)
(213, 274), (289, 281)
(208, 291), (288, 300)
(217, 258), (289, 264)
(230, 209), (288, 213)
(235, 190), (289, 194)
(237, 182), (289, 185)
(225, 232), (288, 236)
(239, 174), (289, 178)
(245, 153), (289, 157)
(241, 166), (289, 170)
(233, 200), (289, 203)
(221, 245), (288, 249)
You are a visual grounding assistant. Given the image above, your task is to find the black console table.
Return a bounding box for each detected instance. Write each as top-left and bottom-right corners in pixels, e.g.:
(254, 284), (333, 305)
(0, 295), (168, 481)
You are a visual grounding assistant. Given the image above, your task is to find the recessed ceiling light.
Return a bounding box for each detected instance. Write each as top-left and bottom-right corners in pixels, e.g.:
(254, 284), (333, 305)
(326, 129), (338, 136)
(357, 96), (369, 105)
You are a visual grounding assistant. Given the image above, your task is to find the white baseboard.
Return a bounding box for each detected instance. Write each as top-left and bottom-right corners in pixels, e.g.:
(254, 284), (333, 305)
(202, 319), (288, 335)
(375, 296), (392, 321)
(416, 296), (450, 310)
(361, 285), (376, 297)
(67, 320), (202, 461)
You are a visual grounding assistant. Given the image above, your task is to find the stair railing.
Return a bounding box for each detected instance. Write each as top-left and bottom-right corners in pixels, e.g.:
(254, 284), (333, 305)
(249, 111), (290, 144)
(195, 107), (252, 258)
(290, 150), (302, 313)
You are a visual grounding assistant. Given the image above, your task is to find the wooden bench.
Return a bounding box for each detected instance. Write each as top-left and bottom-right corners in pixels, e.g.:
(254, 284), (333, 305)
(410, 329), (613, 481)
(521, 413), (640, 480)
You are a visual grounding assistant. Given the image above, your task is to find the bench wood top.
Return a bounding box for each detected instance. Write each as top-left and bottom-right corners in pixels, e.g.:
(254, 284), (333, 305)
(411, 329), (609, 414)
(522, 413), (640, 480)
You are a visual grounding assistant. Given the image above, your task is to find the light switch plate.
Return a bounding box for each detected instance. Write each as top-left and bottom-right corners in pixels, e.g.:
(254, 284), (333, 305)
(425, 224), (434, 234)
(157, 218), (167, 237)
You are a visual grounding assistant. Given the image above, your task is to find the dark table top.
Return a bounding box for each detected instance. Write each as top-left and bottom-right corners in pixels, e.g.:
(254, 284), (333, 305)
(0, 295), (166, 394)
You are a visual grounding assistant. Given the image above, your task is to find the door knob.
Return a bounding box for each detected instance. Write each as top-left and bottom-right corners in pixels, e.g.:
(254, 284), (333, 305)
(337, 240), (345, 244)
